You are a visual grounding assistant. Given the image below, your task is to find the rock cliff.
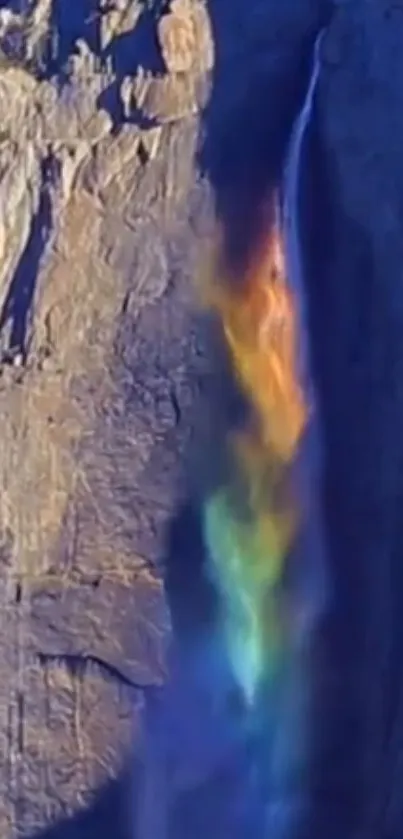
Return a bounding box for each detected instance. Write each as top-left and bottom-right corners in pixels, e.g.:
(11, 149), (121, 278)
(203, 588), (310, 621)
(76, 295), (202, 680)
(0, 1), (215, 836)
(2, 1), (403, 838)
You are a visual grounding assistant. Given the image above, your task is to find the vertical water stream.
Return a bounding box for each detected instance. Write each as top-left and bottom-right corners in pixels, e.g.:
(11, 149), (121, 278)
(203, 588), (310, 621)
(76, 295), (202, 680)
(136, 26), (329, 839)
(265, 28), (329, 839)
(282, 27), (329, 643)
(283, 30), (324, 402)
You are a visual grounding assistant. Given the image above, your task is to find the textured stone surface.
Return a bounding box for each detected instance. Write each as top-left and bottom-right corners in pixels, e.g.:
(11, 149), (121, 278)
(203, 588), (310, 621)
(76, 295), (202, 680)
(0, 1), (216, 836)
(1, 0), (403, 837)
(158, 0), (214, 73)
(127, 66), (210, 123)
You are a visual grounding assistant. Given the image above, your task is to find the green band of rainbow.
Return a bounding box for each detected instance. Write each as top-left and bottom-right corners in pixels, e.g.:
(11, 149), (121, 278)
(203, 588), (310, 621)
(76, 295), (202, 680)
(200, 206), (307, 705)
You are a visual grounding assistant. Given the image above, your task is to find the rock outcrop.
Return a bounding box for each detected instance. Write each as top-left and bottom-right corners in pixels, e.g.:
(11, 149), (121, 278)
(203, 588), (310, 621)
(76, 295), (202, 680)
(2, 0), (403, 838)
(0, 1), (215, 836)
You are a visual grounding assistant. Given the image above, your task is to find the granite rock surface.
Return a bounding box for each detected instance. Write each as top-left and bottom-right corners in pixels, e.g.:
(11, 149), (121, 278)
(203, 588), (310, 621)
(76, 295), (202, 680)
(2, 1), (403, 838)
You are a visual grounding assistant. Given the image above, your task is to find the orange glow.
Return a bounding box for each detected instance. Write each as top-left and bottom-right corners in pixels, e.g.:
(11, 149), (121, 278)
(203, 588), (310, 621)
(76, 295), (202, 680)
(200, 200), (309, 700)
(205, 221), (307, 464)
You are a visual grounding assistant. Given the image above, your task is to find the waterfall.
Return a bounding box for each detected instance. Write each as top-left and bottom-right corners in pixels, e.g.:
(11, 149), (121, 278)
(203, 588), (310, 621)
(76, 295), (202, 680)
(264, 29), (330, 837)
(283, 30), (325, 402)
(282, 27), (329, 638)
(135, 28), (330, 839)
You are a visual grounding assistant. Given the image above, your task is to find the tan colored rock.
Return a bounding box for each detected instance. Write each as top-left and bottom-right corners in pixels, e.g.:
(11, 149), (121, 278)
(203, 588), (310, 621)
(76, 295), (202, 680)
(0, 67), (41, 143)
(158, 0), (214, 74)
(0, 20), (213, 826)
(159, 4), (196, 73)
(0, 140), (41, 309)
(94, 125), (142, 191)
(25, 0), (53, 65)
(191, 3), (215, 72)
(130, 68), (210, 124)
(139, 126), (163, 162)
(100, 0), (142, 50)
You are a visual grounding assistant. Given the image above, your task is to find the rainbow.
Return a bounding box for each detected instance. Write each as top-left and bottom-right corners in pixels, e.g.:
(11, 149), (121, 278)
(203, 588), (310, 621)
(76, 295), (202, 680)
(199, 197), (309, 708)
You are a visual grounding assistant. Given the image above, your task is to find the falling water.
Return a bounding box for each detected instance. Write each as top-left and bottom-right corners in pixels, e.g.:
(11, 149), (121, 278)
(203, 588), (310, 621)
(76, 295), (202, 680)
(265, 29), (329, 837)
(282, 26), (329, 640)
(283, 29), (325, 403)
(135, 28), (329, 839)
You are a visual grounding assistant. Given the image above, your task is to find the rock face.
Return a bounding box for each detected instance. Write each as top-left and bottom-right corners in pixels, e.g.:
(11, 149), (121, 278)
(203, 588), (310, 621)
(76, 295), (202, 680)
(0, 1), (216, 837)
(2, 0), (403, 837)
